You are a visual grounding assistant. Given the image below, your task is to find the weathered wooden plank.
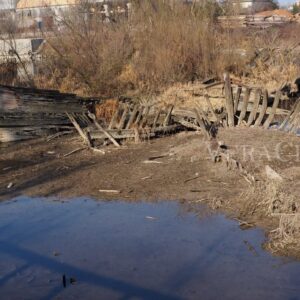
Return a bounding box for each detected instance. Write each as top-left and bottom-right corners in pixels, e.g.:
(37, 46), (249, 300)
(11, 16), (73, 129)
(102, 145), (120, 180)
(263, 90), (281, 129)
(254, 89), (268, 127)
(194, 109), (210, 139)
(163, 105), (174, 127)
(0, 127), (69, 142)
(90, 125), (180, 140)
(224, 73), (234, 127)
(233, 86), (242, 114)
(141, 106), (151, 127)
(125, 104), (139, 129)
(88, 112), (120, 148)
(134, 106), (145, 126)
(238, 88), (251, 125)
(118, 106), (129, 130)
(108, 105), (120, 129)
(66, 112), (92, 147)
(204, 93), (218, 121)
(246, 89), (261, 126)
(177, 119), (201, 130)
(286, 101), (300, 131)
(152, 108), (162, 130)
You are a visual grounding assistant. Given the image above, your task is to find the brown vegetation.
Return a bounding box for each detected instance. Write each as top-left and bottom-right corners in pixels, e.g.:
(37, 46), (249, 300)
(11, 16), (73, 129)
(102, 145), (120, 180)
(35, 0), (226, 96)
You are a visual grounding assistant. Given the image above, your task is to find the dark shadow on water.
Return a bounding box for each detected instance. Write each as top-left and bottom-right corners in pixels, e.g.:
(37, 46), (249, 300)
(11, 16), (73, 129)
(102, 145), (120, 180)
(0, 241), (182, 300)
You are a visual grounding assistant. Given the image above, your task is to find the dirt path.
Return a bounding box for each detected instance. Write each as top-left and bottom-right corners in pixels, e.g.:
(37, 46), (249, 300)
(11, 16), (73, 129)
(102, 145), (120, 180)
(1, 127), (300, 258)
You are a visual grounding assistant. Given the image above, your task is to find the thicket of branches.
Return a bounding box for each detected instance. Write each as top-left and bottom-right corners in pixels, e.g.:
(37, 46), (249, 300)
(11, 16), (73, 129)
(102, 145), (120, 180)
(36, 0), (228, 96)
(1, 0), (299, 97)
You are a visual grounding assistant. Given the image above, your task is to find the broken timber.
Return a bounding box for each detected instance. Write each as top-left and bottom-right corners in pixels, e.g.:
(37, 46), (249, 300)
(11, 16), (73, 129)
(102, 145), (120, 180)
(0, 85), (96, 142)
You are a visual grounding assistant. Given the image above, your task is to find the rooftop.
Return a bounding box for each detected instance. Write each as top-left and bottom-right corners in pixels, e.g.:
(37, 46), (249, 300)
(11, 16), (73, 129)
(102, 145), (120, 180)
(16, 0), (79, 9)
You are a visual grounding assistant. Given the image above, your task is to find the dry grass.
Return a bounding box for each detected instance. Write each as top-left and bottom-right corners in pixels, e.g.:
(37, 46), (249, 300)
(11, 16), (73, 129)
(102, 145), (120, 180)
(240, 179), (300, 254)
(34, 0), (227, 97)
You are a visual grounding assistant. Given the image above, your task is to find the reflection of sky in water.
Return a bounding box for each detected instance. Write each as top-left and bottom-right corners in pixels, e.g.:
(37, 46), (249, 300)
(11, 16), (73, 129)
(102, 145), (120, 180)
(0, 197), (300, 300)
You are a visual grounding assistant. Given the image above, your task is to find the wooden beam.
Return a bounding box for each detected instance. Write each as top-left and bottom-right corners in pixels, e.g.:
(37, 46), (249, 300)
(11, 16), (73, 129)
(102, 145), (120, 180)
(118, 105), (129, 130)
(194, 109), (210, 139)
(108, 106), (120, 129)
(238, 88), (251, 125)
(88, 112), (120, 148)
(141, 106), (150, 127)
(125, 104), (139, 129)
(224, 73), (234, 127)
(254, 89), (268, 127)
(66, 112), (91, 147)
(163, 105), (174, 127)
(263, 90), (281, 129)
(233, 86), (242, 114)
(152, 108), (162, 130)
(134, 106), (144, 126)
(204, 92), (218, 121)
(247, 88), (261, 126)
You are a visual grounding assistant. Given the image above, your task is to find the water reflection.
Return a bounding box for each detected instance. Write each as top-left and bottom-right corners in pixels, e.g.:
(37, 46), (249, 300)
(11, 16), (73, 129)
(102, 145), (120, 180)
(0, 197), (299, 300)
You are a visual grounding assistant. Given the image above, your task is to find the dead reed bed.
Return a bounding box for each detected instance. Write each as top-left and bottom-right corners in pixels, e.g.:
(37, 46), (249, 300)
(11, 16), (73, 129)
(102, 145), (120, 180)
(240, 180), (300, 255)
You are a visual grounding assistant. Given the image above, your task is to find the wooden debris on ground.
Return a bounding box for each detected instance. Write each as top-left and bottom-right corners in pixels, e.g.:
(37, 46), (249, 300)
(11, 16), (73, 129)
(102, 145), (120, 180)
(0, 85), (98, 142)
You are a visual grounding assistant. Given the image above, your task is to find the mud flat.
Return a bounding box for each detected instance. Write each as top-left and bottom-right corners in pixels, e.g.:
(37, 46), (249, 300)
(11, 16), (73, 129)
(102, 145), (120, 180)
(0, 127), (300, 258)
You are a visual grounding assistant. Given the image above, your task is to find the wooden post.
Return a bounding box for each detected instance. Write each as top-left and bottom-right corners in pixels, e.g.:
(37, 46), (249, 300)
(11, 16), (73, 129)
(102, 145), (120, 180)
(66, 112), (92, 147)
(140, 106), (150, 127)
(224, 73), (234, 127)
(233, 86), (242, 114)
(247, 89), (261, 126)
(118, 105), (129, 129)
(152, 108), (162, 130)
(163, 105), (174, 127)
(254, 89), (268, 127)
(134, 106), (144, 126)
(204, 92), (218, 122)
(280, 101), (300, 131)
(263, 90), (281, 129)
(108, 106), (120, 129)
(88, 112), (120, 148)
(126, 104), (139, 129)
(194, 109), (210, 139)
(238, 88), (250, 125)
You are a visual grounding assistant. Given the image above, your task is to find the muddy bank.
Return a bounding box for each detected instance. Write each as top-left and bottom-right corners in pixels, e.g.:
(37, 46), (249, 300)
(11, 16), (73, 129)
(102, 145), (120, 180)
(0, 127), (300, 258)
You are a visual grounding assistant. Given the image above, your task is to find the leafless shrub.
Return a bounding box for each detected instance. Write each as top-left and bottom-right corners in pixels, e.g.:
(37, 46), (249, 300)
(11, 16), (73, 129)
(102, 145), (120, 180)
(37, 0), (223, 96)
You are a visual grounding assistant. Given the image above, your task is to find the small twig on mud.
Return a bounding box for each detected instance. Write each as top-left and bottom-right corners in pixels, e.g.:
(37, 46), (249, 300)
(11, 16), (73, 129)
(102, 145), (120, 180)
(142, 160), (163, 164)
(91, 148), (105, 154)
(99, 189), (120, 194)
(47, 131), (73, 142)
(184, 175), (201, 183)
(64, 147), (87, 157)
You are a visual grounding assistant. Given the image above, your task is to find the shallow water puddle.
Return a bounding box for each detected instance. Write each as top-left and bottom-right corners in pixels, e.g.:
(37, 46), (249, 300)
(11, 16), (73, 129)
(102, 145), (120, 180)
(0, 197), (300, 300)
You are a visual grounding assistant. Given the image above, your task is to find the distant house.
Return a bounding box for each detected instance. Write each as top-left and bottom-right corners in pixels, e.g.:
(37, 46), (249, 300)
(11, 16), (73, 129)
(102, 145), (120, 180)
(16, 0), (79, 30)
(0, 38), (44, 81)
(0, 0), (17, 11)
(231, 0), (276, 14)
(0, 0), (17, 23)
